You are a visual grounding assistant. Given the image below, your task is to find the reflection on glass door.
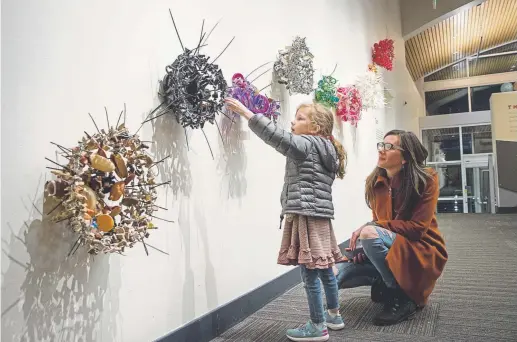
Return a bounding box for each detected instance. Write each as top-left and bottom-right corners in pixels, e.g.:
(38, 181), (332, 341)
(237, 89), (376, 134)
(462, 154), (494, 214)
(434, 164), (464, 213)
(465, 167), (491, 213)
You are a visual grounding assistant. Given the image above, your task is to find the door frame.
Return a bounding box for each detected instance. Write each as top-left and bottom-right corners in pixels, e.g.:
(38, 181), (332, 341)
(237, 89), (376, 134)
(461, 153), (495, 213)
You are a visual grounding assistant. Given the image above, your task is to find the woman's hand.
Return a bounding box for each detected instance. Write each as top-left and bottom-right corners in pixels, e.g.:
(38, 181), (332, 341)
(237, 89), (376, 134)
(348, 226), (364, 251)
(224, 98), (254, 120)
(345, 225), (367, 264)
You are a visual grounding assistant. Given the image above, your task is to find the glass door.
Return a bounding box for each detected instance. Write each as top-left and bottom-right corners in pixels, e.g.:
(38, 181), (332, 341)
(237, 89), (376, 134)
(462, 154), (494, 213)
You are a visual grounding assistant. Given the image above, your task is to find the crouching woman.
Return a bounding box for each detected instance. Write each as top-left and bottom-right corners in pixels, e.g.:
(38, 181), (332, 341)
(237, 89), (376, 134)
(335, 130), (448, 326)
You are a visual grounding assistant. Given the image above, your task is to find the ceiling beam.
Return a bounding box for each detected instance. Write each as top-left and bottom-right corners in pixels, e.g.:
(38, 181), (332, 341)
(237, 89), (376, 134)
(403, 0), (488, 40)
(424, 39), (517, 78)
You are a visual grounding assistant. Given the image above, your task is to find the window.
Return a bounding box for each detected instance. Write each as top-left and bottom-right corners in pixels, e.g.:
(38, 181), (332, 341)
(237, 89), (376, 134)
(462, 125), (493, 154)
(425, 88), (469, 116)
(470, 84), (506, 111)
(422, 127), (461, 162)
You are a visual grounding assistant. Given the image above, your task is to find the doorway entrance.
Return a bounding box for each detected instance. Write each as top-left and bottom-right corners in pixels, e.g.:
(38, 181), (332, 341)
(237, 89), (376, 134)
(462, 154), (496, 213)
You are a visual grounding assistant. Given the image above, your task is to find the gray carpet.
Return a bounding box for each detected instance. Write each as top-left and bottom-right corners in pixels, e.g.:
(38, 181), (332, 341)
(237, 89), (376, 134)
(212, 214), (517, 342)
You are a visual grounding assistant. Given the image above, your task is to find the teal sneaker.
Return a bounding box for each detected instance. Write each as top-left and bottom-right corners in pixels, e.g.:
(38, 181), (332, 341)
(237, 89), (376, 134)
(286, 320), (329, 341)
(324, 312), (345, 330)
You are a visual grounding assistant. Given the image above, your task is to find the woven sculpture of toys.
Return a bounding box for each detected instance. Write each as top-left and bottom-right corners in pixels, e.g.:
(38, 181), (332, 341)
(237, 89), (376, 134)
(45, 114), (167, 255)
(227, 72), (280, 122)
(274, 36), (315, 95)
(312, 38), (395, 126)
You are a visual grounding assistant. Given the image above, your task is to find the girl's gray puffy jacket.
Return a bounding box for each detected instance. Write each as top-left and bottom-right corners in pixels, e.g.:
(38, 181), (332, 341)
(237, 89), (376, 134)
(248, 114), (338, 219)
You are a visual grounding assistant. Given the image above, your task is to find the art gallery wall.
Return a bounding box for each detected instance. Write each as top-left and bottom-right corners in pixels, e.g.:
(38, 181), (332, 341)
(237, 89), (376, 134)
(1, 0), (423, 341)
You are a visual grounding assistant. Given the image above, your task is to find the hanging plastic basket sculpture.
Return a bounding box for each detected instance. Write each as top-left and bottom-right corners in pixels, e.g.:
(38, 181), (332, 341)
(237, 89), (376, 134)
(227, 69), (281, 123)
(315, 75), (339, 109)
(273, 36), (315, 95)
(336, 86), (363, 126)
(142, 11), (234, 158)
(355, 70), (386, 111)
(372, 39), (395, 71)
(44, 107), (172, 256)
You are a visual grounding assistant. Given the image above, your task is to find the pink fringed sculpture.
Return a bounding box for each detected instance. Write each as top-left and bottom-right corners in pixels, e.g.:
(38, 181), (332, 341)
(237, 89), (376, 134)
(336, 86), (363, 127)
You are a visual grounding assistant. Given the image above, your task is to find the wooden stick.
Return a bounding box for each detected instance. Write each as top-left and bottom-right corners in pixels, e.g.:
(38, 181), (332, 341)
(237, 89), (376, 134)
(195, 19), (205, 55)
(201, 19), (220, 45)
(116, 108), (124, 129)
(149, 181), (171, 190)
(46, 198), (65, 216)
(259, 83), (273, 92)
(169, 9), (185, 52)
(55, 215), (73, 223)
(246, 61), (273, 79)
(210, 36), (235, 65)
(144, 242), (169, 256)
(149, 155), (171, 168)
(201, 128), (214, 160)
(249, 68), (272, 84)
(149, 214), (175, 223)
(105, 106), (110, 129)
(88, 113), (101, 134)
(50, 142), (72, 152)
(214, 119), (224, 145)
(45, 157), (71, 172)
(67, 237), (81, 257)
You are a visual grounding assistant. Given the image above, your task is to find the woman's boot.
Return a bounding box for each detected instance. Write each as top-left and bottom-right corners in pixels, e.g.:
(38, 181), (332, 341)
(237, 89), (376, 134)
(373, 288), (417, 326)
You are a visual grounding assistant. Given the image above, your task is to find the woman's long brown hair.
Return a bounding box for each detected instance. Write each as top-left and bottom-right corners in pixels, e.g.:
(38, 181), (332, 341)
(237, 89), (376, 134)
(365, 130), (434, 217)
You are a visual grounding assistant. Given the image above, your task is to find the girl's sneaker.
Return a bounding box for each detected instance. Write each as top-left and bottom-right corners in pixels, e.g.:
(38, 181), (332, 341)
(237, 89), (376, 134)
(324, 312), (345, 330)
(286, 321), (329, 341)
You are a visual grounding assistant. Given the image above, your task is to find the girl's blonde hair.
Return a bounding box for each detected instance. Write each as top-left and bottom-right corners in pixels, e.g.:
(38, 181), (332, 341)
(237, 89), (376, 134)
(297, 103), (347, 179)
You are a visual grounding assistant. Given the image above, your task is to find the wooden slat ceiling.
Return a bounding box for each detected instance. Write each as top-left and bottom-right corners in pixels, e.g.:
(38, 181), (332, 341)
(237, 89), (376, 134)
(405, 0), (517, 81)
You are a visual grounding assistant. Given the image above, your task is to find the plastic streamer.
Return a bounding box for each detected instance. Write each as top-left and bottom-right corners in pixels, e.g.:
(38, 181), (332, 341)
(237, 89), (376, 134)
(372, 39), (395, 71)
(336, 86), (363, 126)
(273, 36), (315, 95)
(227, 73), (280, 122)
(355, 70), (386, 111)
(314, 75), (339, 108)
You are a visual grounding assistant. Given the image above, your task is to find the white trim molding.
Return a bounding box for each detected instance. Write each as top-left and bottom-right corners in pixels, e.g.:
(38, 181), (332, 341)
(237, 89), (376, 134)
(424, 71), (517, 92)
(419, 110), (491, 129)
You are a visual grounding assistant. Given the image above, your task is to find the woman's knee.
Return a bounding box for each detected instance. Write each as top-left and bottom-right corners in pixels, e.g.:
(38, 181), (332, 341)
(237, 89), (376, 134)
(359, 225), (379, 239)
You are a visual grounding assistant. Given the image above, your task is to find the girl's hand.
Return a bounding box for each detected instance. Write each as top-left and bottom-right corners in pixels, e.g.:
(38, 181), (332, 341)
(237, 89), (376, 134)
(224, 98), (254, 120)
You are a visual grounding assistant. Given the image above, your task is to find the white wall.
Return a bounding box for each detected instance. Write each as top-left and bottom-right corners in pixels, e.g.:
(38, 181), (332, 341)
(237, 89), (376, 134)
(490, 91), (517, 208)
(1, 0), (420, 341)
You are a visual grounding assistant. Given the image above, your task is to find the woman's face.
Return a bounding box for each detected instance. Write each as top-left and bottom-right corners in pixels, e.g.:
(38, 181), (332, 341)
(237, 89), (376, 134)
(377, 135), (406, 170)
(291, 107), (316, 135)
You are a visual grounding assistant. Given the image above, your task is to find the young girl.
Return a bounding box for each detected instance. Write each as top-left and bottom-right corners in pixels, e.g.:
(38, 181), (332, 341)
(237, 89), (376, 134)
(225, 98), (347, 341)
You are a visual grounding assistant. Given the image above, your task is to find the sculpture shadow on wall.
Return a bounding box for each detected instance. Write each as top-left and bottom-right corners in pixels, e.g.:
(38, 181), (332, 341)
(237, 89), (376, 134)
(334, 118), (359, 158)
(1, 195), (117, 342)
(271, 72), (291, 131)
(193, 197), (219, 313)
(151, 114), (192, 199)
(217, 113), (247, 200)
(150, 113), (195, 323)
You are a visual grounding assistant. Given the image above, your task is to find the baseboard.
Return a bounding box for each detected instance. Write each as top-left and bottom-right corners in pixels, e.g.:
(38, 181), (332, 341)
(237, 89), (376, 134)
(155, 266), (302, 342)
(156, 239), (350, 342)
(496, 206), (517, 214)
